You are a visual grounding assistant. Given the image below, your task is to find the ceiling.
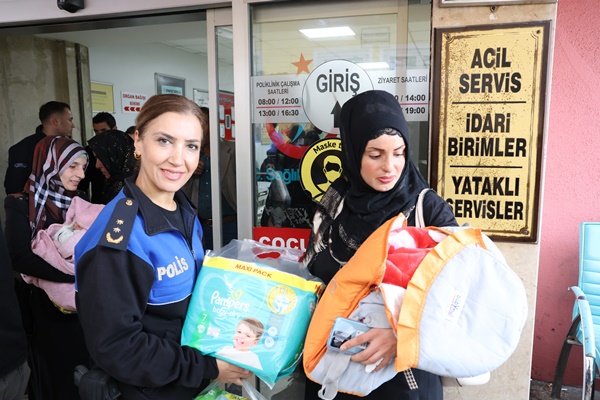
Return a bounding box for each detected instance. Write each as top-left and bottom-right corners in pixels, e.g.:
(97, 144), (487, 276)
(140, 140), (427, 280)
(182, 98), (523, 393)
(35, 5), (430, 76)
(36, 20), (235, 65)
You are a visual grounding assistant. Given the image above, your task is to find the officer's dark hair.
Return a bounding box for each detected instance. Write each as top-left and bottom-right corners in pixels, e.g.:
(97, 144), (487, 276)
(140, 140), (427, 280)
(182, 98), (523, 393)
(39, 101), (70, 124)
(92, 112), (117, 129)
(136, 94), (207, 142)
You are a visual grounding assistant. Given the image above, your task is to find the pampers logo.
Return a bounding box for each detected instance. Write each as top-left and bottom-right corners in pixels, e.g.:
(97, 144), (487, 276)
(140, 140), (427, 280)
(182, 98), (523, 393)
(157, 256), (189, 281)
(210, 290), (251, 319)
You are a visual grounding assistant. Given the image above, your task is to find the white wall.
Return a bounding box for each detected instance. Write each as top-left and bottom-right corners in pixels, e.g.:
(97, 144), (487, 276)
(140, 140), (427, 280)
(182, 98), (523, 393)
(89, 43), (209, 133)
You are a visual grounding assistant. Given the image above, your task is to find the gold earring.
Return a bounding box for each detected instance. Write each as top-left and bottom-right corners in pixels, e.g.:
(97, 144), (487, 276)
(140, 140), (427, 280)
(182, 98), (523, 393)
(134, 152), (141, 160)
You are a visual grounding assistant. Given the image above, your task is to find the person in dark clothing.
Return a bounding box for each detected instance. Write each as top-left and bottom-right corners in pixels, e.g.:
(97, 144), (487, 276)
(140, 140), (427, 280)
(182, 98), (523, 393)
(125, 125), (137, 140)
(302, 90), (457, 400)
(91, 112), (117, 135)
(188, 107), (238, 250)
(87, 129), (135, 204)
(4, 136), (89, 400)
(0, 213), (30, 400)
(78, 112), (119, 203)
(4, 101), (74, 195)
(75, 94), (251, 400)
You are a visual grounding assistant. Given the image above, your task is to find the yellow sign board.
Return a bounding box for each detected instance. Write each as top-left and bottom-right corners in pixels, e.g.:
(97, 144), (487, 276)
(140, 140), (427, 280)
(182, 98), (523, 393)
(432, 22), (549, 241)
(91, 82), (115, 113)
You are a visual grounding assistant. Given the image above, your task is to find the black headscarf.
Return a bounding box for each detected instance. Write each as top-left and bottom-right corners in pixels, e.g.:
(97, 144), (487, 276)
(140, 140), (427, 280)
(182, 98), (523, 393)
(328, 90), (429, 261)
(88, 130), (135, 204)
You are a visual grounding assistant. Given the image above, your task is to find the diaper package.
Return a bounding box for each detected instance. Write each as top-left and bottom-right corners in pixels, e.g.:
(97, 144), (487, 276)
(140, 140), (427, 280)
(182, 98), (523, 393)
(182, 239), (323, 387)
(195, 386), (248, 400)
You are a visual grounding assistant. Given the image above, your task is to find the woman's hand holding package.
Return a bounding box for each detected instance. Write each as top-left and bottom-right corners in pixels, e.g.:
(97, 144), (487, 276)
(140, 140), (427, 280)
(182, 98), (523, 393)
(341, 328), (396, 372)
(215, 359), (253, 386)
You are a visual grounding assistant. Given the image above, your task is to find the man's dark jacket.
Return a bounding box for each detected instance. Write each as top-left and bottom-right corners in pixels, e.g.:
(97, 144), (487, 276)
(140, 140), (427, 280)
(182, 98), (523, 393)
(4, 125), (46, 195)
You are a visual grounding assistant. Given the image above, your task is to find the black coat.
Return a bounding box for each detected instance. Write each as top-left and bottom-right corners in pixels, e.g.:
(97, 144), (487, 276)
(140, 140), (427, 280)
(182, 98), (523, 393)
(0, 214), (28, 377)
(4, 126), (46, 195)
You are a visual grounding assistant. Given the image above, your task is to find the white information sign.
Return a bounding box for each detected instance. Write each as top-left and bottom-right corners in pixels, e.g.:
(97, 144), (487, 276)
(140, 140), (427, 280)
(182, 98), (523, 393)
(252, 75), (309, 124)
(251, 63), (430, 133)
(371, 69), (429, 122)
(121, 91), (148, 113)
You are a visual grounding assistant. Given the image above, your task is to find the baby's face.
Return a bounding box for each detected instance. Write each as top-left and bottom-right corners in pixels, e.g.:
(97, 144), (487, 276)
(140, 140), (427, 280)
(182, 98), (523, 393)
(233, 323), (258, 351)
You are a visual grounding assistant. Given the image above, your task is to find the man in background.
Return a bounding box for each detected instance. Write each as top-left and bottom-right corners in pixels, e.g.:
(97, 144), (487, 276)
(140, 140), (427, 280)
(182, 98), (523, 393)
(4, 101), (74, 195)
(92, 112), (117, 135)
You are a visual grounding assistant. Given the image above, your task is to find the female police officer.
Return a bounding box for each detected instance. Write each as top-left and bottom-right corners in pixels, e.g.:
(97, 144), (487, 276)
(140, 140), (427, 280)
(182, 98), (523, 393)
(75, 94), (251, 400)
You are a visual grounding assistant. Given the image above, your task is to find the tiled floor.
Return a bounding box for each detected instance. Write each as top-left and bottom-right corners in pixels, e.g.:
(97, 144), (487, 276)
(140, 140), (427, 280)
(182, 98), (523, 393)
(19, 379), (597, 399)
(529, 380), (599, 400)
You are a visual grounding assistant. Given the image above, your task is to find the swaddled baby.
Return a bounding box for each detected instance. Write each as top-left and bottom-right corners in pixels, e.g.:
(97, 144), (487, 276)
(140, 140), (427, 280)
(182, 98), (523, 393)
(53, 221), (86, 261)
(29, 197), (104, 312)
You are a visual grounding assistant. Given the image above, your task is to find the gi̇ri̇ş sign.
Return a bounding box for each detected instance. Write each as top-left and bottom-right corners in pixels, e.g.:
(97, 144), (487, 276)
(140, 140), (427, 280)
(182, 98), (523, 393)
(301, 60), (374, 135)
(431, 22), (549, 242)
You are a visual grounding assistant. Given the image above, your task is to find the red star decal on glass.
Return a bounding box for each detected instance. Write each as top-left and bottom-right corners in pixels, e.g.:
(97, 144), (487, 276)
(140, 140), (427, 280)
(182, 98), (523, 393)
(292, 53), (313, 74)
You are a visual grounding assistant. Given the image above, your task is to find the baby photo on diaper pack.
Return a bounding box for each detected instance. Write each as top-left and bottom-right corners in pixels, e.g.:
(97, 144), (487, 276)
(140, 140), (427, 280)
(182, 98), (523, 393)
(182, 240), (323, 387)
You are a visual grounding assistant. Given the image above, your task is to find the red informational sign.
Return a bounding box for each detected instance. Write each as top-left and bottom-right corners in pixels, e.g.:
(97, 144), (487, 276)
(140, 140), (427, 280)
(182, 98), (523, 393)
(253, 227), (311, 252)
(219, 91), (235, 141)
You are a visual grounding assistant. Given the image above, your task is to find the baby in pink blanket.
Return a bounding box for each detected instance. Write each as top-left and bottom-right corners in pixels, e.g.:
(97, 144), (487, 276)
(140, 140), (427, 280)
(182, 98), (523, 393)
(54, 221), (85, 259)
(28, 197), (104, 312)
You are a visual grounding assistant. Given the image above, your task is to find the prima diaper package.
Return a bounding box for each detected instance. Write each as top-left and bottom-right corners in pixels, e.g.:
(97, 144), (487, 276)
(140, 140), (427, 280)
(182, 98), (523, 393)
(182, 240), (323, 387)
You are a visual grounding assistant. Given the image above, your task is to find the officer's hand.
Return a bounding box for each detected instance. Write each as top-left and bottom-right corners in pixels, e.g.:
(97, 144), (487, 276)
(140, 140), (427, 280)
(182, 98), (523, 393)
(214, 359), (252, 386)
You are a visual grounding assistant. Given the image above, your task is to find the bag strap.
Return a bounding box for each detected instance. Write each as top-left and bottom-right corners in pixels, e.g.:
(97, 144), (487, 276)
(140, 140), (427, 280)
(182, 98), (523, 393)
(402, 188), (430, 387)
(415, 188), (431, 228)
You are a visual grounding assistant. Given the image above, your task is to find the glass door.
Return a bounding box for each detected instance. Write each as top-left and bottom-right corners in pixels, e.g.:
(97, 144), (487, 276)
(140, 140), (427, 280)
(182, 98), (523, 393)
(205, 8), (236, 251)
(247, 0), (432, 253)
(227, 1), (432, 397)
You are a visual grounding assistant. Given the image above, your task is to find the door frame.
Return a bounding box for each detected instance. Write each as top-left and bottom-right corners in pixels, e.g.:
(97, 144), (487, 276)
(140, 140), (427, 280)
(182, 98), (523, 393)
(206, 7), (233, 250)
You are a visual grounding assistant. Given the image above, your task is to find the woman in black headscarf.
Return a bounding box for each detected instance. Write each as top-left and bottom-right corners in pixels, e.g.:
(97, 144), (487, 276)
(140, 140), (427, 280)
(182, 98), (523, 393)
(303, 90), (457, 399)
(87, 129), (136, 204)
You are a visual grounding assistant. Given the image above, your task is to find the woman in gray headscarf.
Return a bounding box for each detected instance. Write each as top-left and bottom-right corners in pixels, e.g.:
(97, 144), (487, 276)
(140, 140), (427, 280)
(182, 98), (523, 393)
(4, 136), (89, 399)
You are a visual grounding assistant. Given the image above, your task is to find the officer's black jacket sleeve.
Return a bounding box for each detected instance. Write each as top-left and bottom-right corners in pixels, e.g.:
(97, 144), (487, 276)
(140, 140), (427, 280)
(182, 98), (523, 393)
(76, 243), (219, 390)
(4, 195), (74, 282)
